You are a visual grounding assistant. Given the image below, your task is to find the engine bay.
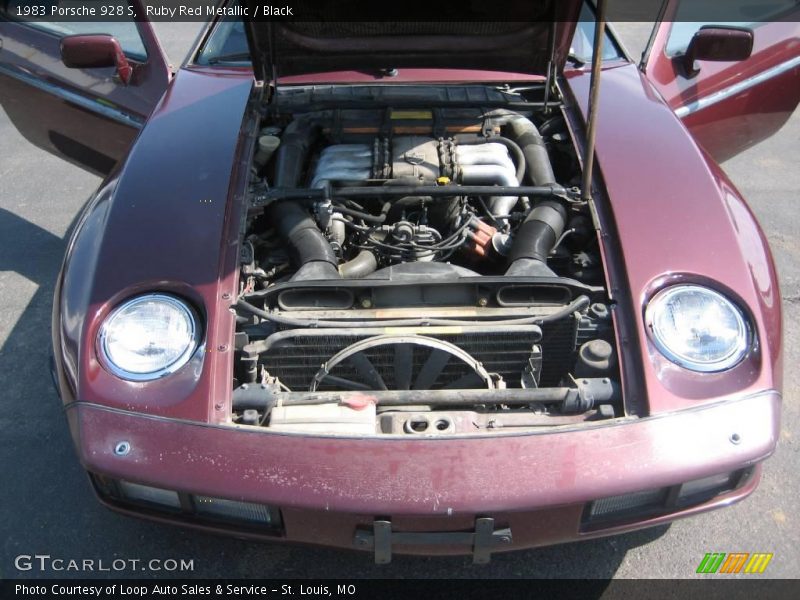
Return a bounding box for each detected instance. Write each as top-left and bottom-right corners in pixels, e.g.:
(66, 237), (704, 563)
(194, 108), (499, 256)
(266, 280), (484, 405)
(232, 90), (622, 435)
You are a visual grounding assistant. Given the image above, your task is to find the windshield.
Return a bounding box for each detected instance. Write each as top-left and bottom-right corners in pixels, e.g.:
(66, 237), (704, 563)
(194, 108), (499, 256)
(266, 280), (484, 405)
(570, 2), (624, 64)
(196, 12), (250, 66)
(195, 2), (624, 71)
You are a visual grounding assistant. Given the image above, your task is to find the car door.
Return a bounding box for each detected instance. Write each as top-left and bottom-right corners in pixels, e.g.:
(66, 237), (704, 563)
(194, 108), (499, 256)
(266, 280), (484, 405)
(0, 0), (171, 175)
(642, 0), (800, 163)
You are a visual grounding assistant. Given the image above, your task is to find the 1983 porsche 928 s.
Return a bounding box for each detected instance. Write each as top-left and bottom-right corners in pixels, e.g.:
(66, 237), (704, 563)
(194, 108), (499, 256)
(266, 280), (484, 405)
(1, 0), (798, 562)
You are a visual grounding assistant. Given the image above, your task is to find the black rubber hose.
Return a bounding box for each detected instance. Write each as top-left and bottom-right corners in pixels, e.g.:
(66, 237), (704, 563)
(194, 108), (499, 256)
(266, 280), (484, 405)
(506, 199), (568, 277)
(509, 199), (568, 265)
(273, 119), (316, 188)
(453, 134), (526, 183)
(504, 115), (556, 186)
(538, 115), (567, 138)
(499, 115), (565, 276)
(269, 119), (340, 280)
(333, 203), (388, 224)
(271, 202), (340, 279)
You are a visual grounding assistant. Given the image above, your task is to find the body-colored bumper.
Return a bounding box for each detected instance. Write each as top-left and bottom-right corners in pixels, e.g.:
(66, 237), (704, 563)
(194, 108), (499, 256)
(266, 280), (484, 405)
(67, 390), (779, 554)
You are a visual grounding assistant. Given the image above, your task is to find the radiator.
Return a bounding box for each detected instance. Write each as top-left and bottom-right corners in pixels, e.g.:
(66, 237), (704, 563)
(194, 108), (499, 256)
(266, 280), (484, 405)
(259, 316), (578, 391)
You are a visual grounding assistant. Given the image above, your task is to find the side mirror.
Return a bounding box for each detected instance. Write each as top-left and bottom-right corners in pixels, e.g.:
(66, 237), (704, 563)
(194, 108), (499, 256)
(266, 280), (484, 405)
(682, 26), (754, 78)
(60, 34), (133, 85)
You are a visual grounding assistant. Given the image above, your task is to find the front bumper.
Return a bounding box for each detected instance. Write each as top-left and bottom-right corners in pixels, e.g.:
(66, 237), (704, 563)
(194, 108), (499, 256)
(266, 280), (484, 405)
(66, 390), (779, 555)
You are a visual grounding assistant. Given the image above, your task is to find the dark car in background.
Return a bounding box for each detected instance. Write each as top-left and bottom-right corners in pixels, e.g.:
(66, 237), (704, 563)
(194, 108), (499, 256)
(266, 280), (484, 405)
(0, 0), (797, 562)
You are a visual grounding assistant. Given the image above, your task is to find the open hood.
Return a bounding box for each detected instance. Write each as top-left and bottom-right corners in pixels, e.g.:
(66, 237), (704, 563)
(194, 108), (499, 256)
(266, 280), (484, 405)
(242, 1), (583, 83)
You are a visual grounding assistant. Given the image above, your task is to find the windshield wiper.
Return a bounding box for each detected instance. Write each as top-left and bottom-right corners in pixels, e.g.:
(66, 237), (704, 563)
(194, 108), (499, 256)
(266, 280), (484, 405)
(207, 52), (251, 65)
(566, 53), (588, 67)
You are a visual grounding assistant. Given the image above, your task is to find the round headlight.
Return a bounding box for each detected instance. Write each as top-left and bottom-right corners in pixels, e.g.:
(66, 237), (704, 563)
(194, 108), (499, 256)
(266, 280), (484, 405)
(645, 285), (750, 372)
(98, 294), (200, 381)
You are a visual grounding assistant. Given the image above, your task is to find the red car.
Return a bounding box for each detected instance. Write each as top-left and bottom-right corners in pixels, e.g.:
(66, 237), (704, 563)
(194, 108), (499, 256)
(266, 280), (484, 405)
(0, 0), (797, 563)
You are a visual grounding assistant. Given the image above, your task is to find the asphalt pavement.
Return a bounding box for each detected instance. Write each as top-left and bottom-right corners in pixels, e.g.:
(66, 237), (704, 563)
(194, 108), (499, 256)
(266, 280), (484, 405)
(0, 23), (797, 579)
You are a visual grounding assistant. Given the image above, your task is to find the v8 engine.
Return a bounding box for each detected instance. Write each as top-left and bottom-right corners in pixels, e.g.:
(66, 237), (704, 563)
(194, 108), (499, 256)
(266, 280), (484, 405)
(233, 99), (621, 435)
(309, 136), (526, 266)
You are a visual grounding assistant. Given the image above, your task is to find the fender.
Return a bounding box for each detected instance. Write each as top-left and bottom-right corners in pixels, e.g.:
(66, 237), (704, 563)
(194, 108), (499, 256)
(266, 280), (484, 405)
(565, 63), (782, 414)
(55, 69), (256, 422)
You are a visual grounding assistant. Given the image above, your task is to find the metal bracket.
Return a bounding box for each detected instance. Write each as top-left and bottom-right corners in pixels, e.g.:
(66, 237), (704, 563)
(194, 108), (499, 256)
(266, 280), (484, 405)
(354, 517), (512, 564)
(521, 344), (543, 388)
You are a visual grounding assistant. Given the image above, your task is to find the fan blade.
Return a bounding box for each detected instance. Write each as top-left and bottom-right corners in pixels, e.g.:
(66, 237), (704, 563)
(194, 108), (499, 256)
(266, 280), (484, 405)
(350, 352), (388, 390)
(442, 371), (485, 389)
(393, 344), (413, 390)
(319, 374), (373, 391)
(413, 349), (451, 390)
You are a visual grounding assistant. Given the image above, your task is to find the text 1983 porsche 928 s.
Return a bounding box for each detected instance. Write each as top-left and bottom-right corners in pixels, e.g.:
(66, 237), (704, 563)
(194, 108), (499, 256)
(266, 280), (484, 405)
(0, 0), (798, 562)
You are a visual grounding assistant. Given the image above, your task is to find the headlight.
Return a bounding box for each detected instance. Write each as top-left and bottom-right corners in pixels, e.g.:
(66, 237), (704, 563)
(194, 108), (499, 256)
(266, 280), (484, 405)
(98, 294), (200, 381)
(645, 285), (749, 372)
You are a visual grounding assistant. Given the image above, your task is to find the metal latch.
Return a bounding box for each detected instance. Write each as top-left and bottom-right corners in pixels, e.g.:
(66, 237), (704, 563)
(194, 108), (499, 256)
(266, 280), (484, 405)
(354, 517), (512, 564)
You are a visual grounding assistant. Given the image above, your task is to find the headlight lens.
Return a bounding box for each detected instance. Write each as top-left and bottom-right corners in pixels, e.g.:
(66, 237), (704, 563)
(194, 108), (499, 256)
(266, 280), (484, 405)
(645, 285), (749, 372)
(98, 294), (200, 381)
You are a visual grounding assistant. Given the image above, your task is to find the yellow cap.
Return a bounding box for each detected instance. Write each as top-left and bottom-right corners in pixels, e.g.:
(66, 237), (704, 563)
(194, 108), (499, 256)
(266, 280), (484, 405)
(436, 176), (451, 185)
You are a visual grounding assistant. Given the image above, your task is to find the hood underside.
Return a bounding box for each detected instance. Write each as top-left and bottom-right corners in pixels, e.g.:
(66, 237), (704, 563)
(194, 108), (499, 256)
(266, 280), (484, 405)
(242, 2), (581, 81)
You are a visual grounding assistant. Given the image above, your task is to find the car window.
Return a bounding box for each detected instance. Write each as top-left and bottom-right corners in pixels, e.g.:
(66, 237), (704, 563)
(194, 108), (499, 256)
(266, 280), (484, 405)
(664, 0), (797, 56)
(1, 0), (147, 60)
(570, 2), (625, 64)
(195, 10), (250, 66)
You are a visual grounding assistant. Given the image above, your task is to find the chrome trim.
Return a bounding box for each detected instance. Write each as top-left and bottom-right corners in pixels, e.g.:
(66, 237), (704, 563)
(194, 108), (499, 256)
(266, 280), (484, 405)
(645, 285), (750, 373)
(98, 294), (200, 382)
(0, 63), (143, 128)
(674, 55), (800, 118)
